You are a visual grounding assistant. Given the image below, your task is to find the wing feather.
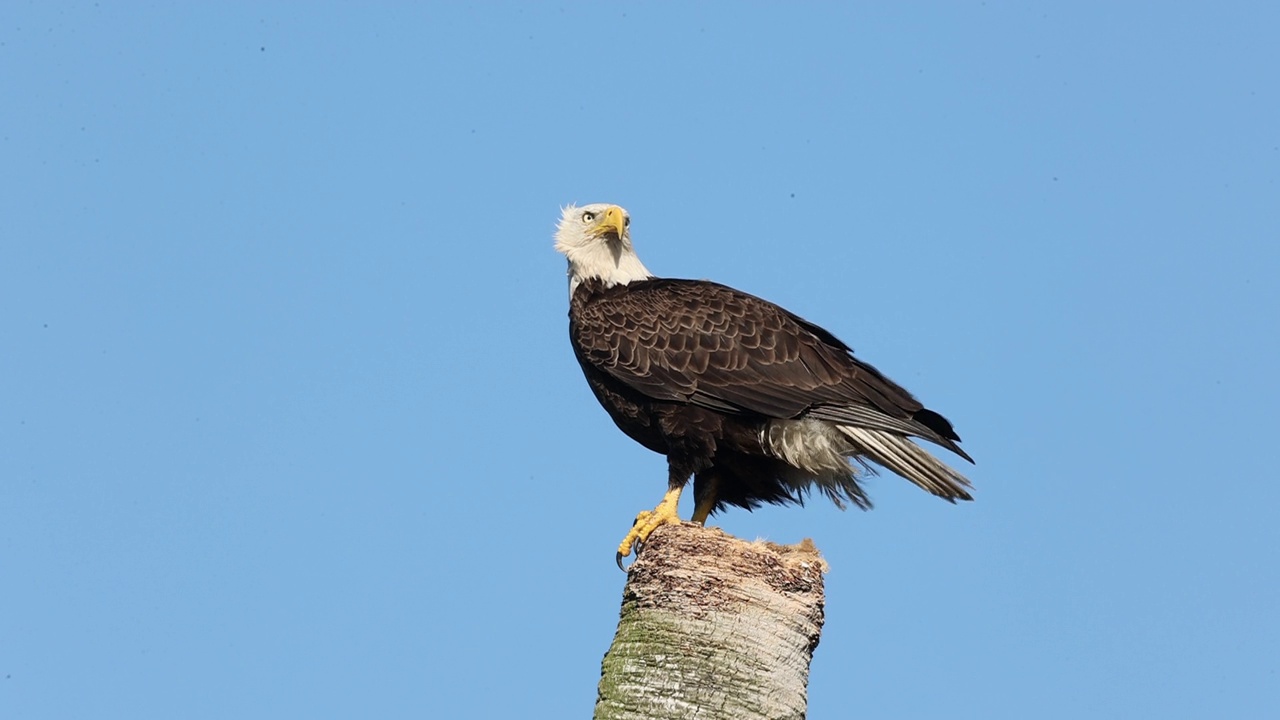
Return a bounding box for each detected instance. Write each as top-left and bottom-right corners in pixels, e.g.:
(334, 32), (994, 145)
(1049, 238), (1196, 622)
(571, 278), (967, 458)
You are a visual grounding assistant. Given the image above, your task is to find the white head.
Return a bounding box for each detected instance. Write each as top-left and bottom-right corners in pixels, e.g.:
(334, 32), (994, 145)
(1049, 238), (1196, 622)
(554, 203), (653, 296)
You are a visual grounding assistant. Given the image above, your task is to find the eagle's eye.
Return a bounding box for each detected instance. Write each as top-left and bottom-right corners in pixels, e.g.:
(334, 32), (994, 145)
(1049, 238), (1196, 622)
(623, 216), (630, 227)
(582, 212), (595, 223)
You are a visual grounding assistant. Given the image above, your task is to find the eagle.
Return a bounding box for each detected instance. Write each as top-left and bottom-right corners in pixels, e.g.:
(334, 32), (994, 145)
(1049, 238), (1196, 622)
(555, 203), (973, 568)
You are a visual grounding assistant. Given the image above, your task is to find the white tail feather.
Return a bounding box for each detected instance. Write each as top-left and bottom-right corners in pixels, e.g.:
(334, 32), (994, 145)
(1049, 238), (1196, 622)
(837, 426), (973, 501)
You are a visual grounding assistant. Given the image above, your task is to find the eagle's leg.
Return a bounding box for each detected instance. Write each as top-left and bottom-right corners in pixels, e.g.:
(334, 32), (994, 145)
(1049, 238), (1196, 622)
(691, 469), (720, 525)
(615, 486), (683, 570)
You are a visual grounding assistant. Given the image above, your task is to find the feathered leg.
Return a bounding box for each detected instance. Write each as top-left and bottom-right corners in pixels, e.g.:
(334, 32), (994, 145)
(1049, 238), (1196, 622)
(691, 469), (721, 524)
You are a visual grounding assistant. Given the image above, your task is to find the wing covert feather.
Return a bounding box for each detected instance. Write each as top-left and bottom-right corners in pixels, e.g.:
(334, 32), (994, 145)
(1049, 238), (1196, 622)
(571, 279), (928, 424)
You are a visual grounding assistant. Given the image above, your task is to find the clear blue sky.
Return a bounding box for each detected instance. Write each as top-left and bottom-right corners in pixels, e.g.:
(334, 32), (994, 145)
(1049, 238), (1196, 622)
(3, 3), (1278, 718)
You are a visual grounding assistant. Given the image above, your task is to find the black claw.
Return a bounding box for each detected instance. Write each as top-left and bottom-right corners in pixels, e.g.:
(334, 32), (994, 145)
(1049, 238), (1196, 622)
(616, 551), (627, 572)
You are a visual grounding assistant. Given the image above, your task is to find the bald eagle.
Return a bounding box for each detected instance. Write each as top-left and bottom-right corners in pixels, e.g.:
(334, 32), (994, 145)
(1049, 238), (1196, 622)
(555, 204), (973, 568)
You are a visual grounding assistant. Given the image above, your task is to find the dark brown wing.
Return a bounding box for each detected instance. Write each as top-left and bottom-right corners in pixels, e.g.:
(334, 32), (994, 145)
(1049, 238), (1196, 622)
(570, 278), (968, 458)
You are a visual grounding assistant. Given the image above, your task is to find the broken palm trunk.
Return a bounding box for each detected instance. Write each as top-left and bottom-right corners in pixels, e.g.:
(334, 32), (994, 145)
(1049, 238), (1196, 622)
(594, 523), (827, 720)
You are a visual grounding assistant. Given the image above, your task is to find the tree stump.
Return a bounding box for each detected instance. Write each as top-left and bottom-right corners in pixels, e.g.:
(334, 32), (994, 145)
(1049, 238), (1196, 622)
(594, 523), (828, 720)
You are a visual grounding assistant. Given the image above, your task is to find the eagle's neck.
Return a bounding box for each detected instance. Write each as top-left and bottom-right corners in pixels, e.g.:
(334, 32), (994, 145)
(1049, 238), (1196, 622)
(565, 243), (653, 297)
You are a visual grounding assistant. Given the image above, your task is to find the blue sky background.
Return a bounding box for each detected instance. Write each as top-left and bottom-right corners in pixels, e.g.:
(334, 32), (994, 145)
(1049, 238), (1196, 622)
(3, 3), (1278, 718)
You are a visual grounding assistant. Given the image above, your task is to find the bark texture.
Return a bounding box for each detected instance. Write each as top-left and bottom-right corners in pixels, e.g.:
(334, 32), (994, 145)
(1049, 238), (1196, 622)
(594, 523), (827, 720)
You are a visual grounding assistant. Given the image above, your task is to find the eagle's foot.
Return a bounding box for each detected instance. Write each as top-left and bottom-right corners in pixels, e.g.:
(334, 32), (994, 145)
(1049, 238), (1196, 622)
(615, 487), (683, 571)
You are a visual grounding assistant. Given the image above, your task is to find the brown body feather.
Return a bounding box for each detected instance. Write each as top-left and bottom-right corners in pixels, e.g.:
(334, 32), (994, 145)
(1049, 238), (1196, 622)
(569, 277), (973, 516)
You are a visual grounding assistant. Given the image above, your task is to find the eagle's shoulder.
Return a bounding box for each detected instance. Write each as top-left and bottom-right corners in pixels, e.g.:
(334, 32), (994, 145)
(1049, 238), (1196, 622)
(571, 277), (852, 354)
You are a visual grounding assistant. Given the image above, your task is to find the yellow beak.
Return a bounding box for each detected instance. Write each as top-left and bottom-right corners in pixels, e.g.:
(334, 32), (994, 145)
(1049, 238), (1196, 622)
(596, 205), (627, 241)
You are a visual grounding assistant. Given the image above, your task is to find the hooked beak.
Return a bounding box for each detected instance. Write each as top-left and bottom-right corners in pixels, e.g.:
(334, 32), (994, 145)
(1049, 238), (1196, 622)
(594, 205), (627, 243)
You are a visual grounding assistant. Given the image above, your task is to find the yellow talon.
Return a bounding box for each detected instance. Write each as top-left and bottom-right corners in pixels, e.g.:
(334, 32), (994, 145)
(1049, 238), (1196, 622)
(616, 487), (683, 570)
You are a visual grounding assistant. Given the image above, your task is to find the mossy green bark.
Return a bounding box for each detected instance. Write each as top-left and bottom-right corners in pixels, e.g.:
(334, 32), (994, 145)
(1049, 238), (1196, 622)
(594, 524), (827, 720)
